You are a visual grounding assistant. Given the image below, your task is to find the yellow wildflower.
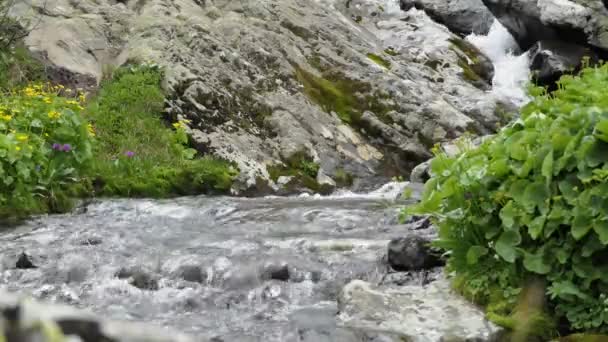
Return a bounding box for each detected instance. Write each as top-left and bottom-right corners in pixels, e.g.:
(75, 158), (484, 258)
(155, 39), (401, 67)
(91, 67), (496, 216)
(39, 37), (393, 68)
(48, 110), (61, 120)
(43, 97), (52, 104)
(15, 134), (28, 142)
(66, 100), (79, 105)
(87, 123), (96, 137)
(15, 146), (21, 151)
(79, 93), (86, 103)
(0, 114), (12, 122)
(173, 122), (182, 129)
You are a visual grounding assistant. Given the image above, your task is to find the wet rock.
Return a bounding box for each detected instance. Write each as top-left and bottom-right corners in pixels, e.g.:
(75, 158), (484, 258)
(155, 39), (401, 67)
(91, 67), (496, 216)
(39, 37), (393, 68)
(337, 277), (503, 341)
(176, 265), (206, 283)
(115, 267), (159, 291)
(530, 40), (598, 89)
(79, 237), (102, 246)
(409, 215), (432, 230)
(387, 236), (443, 271)
(261, 263), (290, 282)
(410, 160), (431, 183)
(400, 0), (494, 35)
(15, 253), (36, 269)
(482, 0), (608, 51)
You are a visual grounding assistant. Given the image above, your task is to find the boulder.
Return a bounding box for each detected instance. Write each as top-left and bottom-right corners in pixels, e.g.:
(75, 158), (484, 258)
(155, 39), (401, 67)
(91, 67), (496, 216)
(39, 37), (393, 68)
(337, 277), (503, 341)
(400, 0), (495, 35)
(482, 0), (608, 51)
(387, 235), (443, 271)
(530, 40), (599, 88)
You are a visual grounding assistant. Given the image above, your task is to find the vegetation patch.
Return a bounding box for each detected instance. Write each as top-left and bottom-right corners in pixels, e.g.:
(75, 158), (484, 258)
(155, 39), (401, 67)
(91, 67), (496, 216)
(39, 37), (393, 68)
(407, 64), (608, 337)
(87, 64), (237, 197)
(294, 65), (395, 127)
(366, 53), (391, 69)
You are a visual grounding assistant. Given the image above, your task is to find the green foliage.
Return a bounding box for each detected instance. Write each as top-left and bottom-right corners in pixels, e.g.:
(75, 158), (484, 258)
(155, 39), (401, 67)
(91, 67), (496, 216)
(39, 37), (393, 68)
(87, 64), (237, 197)
(0, 44), (45, 89)
(407, 64), (608, 334)
(366, 53), (391, 69)
(0, 84), (93, 221)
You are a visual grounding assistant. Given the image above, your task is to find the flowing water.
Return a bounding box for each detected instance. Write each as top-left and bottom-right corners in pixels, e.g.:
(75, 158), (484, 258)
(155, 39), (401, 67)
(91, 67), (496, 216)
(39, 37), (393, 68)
(467, 20), (532, 107)
(1, 183), (435, 341)
(0, 3), (532, 342)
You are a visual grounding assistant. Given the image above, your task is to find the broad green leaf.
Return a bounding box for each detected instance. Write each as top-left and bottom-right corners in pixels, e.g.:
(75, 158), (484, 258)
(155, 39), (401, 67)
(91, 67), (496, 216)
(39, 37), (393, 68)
(495, 230), (521, 263)
(522, 181), (548, 211)
(592, 219), (608, 245)
(528, 215), (546, 240)
(523, 250), (551, 274)
(466, 246), (488, 265)
(572, 210), (593, 240)
(499, 201), (517, 229)
(541, 149), (554, 183)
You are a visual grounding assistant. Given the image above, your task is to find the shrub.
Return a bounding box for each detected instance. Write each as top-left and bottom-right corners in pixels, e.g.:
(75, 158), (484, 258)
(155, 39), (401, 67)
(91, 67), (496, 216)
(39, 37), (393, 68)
(87, 64), (237, 197)
(407, 64), (608, 335)
(0, 84), (93, 220)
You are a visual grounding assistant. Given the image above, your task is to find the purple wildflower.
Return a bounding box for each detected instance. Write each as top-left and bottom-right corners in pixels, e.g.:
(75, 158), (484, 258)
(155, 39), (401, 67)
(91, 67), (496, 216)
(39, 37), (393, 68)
(52, 143), (61, 150)
(62, 144), (72, 152)
(125, 151), (135, 158)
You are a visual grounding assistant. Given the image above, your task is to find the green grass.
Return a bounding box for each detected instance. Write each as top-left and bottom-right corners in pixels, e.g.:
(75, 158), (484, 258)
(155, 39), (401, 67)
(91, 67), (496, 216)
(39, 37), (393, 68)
(86, 64), (237, 197)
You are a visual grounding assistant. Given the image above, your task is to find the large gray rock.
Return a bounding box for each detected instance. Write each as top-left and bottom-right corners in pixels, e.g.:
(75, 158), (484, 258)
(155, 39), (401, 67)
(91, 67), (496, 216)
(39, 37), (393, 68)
(400, 0), (495, 35)
(530, 40), (599, 88)
(387, 235), (443, 271)
(337, 276), (503, 341)
(482, 0), (608, 51)
(0, 289), (200, 342)
(9, 0), (506, 194)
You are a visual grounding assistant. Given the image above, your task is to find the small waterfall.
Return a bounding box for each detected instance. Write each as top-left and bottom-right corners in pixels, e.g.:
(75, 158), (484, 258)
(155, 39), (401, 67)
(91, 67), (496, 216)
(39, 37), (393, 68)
(467, 20), (531, 107)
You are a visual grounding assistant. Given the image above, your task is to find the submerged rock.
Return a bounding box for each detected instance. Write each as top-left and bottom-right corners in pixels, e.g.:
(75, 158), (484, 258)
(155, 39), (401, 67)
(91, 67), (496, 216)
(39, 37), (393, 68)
(115, 267), (159, 291)
(15, 253), (36, 269)
(261, 262), (290, 282)
(337, 277), (502, 341)
(9, 0), (506, 194)
(387, 235), (443, 271)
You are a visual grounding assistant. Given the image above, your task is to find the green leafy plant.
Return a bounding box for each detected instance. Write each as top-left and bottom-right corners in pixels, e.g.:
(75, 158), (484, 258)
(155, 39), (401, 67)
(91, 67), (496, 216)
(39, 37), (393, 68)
(407, 63), (608, 335)
(0, 83), (93, 221)
(87, 63), (237, 197)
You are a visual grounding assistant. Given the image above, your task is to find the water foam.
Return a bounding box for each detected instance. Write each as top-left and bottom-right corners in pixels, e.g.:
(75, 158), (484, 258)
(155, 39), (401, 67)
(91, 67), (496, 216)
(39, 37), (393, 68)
(466, 20), (531, 107)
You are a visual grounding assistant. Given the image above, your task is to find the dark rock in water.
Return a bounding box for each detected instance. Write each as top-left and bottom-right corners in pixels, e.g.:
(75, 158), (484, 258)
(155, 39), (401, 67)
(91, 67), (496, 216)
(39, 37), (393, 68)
(387, 236), (443, 271)
(530, 40), (598, 89)
(261, 263), (290, 281)
(400, 0), (494, 35)
(481, 0), (607, 52)
(177, 265), (206, 283)
(79, 237), (102, 246)
(115, 267), (159, 291)
(16, 253), (36, 269)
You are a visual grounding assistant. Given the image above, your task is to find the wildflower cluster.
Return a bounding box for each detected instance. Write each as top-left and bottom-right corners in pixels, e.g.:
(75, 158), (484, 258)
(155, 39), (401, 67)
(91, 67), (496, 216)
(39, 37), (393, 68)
(0, 83), (93, 219)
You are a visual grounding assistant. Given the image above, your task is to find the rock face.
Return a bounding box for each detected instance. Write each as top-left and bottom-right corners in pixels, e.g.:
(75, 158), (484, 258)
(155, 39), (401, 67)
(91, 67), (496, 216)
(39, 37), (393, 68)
(337, 276), (503, 341)
(9, 0), (507, 193)
(530, 40), (599, 88)
(400, 0), (495, 35)
(482, 0), (608, 51)
(0, 289), (199, 342)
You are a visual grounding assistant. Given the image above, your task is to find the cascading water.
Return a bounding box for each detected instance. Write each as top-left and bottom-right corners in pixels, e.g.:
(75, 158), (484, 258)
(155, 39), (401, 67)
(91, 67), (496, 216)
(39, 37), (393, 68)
(467, 20), (532, 107)
(0, 3), (531, 342)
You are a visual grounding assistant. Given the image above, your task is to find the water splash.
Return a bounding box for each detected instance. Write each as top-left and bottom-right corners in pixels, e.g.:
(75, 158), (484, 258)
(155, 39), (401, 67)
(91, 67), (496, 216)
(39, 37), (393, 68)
(467, 20), (531, 107)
